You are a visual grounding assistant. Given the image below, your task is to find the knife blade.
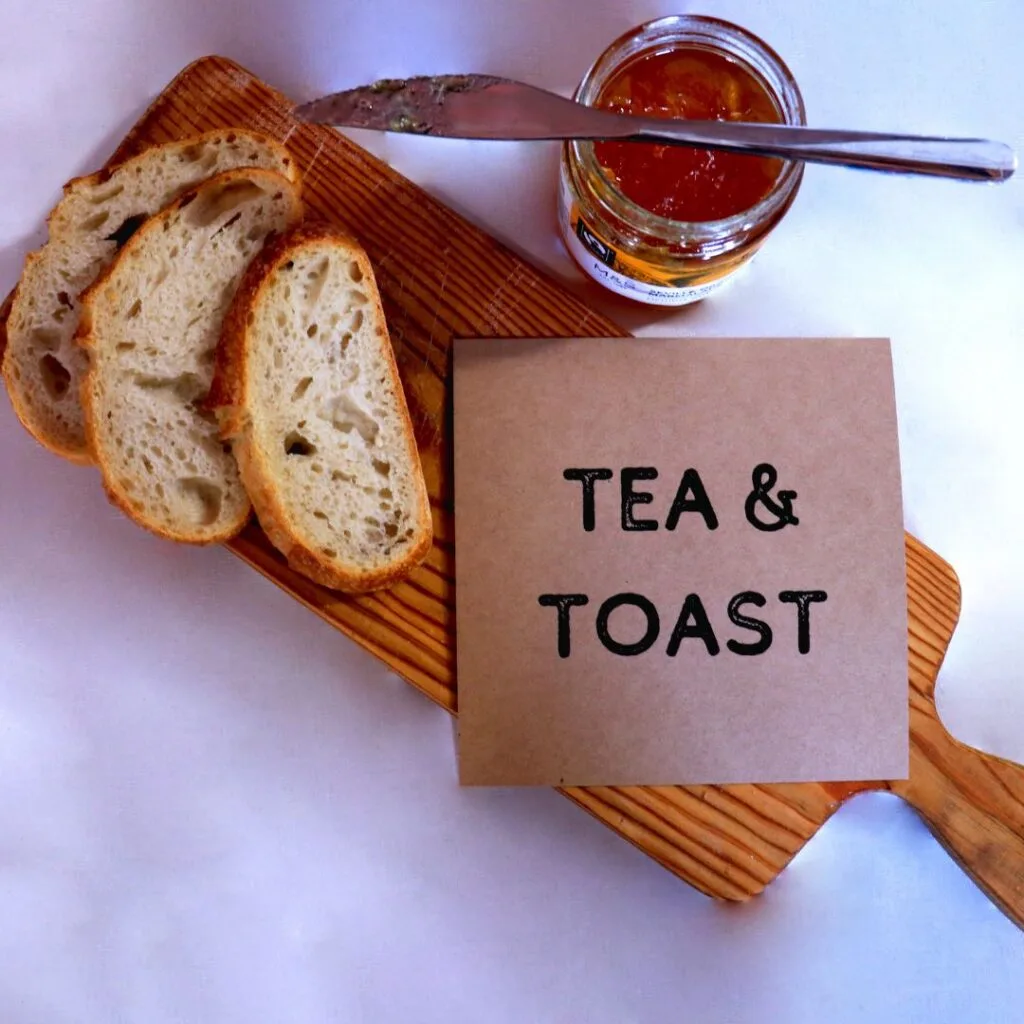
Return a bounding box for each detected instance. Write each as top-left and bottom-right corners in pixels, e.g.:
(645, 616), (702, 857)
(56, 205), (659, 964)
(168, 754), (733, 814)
(292, 75), (625, 141)
(292, 75), (1015, 182)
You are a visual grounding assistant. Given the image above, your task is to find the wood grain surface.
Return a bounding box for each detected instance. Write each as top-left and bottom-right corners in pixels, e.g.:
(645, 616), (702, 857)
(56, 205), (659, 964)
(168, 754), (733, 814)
(6, 55), (1023, 928)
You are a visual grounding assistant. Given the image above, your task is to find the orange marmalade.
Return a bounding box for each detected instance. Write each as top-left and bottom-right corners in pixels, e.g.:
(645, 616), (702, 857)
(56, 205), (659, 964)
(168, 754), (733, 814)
(558, 16), (806, 306)
(593, 47), (783, 222)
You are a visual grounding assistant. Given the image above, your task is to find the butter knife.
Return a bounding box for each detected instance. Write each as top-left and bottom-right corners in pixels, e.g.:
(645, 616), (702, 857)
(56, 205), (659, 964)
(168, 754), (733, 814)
(293, 74), (1015, 183)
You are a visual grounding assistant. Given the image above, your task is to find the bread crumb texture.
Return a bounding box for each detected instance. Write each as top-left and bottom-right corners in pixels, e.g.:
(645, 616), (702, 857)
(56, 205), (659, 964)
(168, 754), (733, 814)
(2, 129), (296, 460)
(81, 169), (303, 543)
(224, 228), (432, 588)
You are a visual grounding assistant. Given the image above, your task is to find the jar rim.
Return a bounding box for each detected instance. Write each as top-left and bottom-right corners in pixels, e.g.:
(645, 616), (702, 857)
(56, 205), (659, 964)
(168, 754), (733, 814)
(570, 14), (808, 239)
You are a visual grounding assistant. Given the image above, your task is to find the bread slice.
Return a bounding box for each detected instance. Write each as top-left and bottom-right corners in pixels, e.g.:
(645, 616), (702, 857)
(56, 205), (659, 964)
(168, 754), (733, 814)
(2, 128), (300, 463)
(208, 221), (432, 592)
(77, 168), (304, 544)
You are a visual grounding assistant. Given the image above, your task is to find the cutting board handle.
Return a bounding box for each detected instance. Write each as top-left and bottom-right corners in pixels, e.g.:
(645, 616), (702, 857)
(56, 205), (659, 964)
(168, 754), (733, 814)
(894, 715), (1024, 927)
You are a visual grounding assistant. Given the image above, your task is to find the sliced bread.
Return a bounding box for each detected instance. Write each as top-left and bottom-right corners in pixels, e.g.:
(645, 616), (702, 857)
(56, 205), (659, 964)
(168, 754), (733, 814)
(2, 129), (300, 463)
(208, 221), (432, 592)
(77, 167), (304, 544)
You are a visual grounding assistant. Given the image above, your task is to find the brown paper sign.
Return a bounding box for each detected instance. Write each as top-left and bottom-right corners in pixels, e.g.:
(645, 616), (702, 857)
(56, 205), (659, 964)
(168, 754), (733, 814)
(452, 338), (908, 787)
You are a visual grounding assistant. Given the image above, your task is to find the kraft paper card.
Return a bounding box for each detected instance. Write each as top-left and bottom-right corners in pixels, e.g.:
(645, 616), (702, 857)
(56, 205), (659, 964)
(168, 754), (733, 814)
(452, 337), (907, 787)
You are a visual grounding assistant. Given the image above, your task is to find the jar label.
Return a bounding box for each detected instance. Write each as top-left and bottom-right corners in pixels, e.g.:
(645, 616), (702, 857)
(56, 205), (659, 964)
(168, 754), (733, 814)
(564, 206), (741, 307)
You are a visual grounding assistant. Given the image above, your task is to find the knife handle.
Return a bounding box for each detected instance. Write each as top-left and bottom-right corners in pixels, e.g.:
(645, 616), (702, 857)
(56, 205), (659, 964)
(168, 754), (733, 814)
(633, 120), (1017, 183)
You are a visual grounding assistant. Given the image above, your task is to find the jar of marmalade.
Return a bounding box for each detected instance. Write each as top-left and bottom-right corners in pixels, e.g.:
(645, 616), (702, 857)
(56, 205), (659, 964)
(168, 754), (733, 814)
(558, 15), (807, 306)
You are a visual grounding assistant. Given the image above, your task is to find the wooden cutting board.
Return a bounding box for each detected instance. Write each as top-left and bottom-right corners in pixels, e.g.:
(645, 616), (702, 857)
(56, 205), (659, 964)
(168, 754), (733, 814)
(7, 56), (1024, 928)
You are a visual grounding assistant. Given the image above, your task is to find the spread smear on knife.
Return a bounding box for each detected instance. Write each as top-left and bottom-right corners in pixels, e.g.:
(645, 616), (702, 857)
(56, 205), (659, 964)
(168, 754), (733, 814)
(293, 75), (508, 134)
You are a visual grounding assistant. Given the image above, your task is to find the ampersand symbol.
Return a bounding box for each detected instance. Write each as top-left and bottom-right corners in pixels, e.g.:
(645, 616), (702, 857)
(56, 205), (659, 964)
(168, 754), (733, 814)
(744, 463), (799, 532)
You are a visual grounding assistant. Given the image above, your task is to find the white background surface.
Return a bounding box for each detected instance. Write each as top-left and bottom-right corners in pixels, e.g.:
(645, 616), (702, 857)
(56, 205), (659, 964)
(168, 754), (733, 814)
(2, 0), (1023, 1020)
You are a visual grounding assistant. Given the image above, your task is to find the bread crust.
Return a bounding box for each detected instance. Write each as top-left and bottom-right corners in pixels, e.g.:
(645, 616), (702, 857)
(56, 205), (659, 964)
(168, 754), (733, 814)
(1, 128), (301, 463)
(0, 291), (11, 364)
(209, 220), (434, 593)
(0, 266), (95, 466)
(76, 166), (304, 545)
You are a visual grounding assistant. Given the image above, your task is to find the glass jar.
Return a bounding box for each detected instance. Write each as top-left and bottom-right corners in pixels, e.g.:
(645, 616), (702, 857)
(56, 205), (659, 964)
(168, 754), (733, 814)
(557, 15), (807, 306)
